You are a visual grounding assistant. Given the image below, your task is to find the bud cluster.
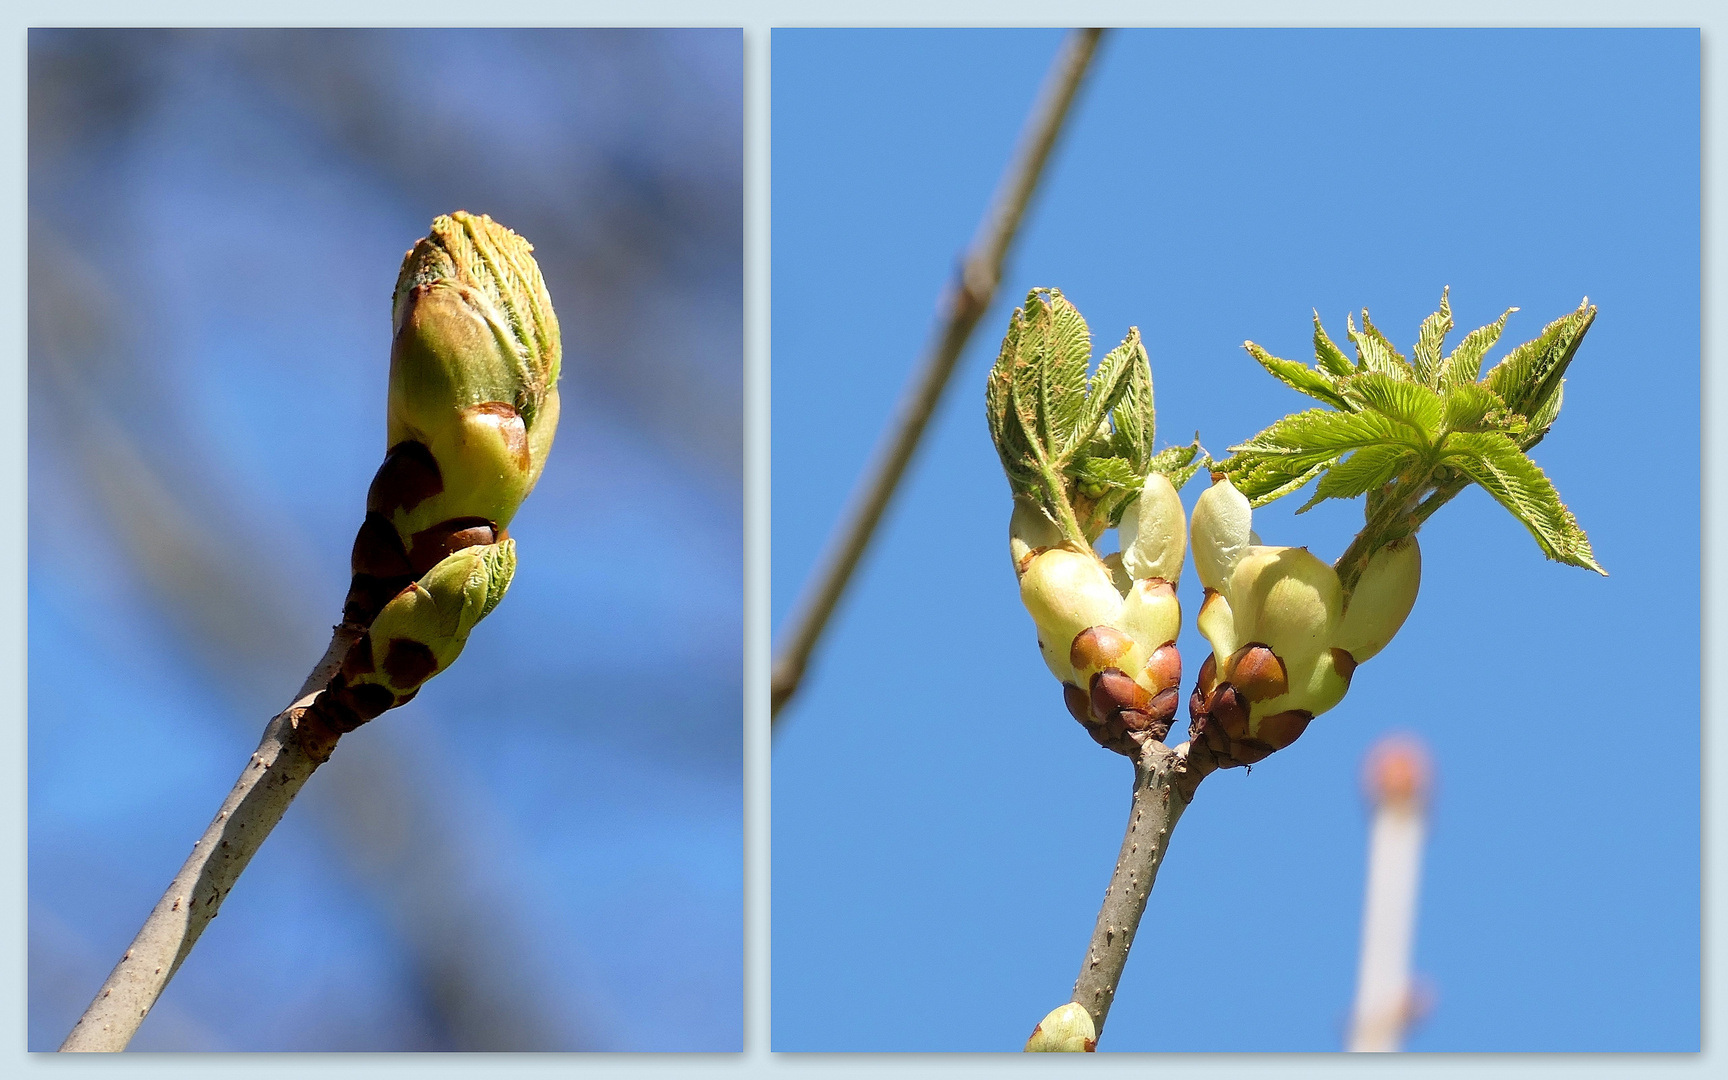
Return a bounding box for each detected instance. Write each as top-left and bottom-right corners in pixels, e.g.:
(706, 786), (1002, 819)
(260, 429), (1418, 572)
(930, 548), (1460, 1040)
(1184, 477), (1419, 775)
(1014, 473), (1188, 756)
(303, 213), (559, 757)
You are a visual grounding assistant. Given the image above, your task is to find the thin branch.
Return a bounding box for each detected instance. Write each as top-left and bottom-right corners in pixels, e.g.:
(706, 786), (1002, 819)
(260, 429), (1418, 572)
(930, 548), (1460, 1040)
(1069, 740), (1193, 1037)
(770, 28), (1106, 724)
(59, 626), (361, 1052)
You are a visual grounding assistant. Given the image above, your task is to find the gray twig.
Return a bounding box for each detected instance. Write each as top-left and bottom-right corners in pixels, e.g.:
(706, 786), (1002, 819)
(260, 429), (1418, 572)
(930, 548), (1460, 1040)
(59, 626), (360, 1052)
(1070, 740), (1192, 1038)
(770, 28), (1107, 723)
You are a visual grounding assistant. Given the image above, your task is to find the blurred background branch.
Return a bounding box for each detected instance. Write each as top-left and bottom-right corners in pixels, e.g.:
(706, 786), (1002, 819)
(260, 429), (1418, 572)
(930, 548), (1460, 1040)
(770, 28), (1105, 724)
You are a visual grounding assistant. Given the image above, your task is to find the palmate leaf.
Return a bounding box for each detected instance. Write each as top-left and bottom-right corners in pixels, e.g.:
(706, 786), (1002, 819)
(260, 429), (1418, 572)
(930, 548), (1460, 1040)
(1443, 431), (1604, 574)
(1441, 381), (1514, 434)
(1226, 455), (1339, 507)
(1342, 374), (1443, 442)
(1023, 288), (1092, 456)
(1071, 453), (1143, 496)
(1244, 341), (1352, 410)
(1232, 406), (1427, 460)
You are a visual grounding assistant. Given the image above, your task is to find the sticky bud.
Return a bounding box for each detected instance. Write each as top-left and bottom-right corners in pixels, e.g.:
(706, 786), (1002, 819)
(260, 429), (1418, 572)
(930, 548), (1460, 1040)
(1019, 549), (1123, 683)
(1336, 537), (1421, 662)
(1025, 1003), (1097, 1052)
(1190, 477), (1252, 592)
(353, 540), (517, 699)
(1118, 577), (1180, 661)
(1226, 643), (1288, 701)
(1119, 472), (1186, 584)
(383, 212), (561, 552)
(1227, 546), (1342, 666)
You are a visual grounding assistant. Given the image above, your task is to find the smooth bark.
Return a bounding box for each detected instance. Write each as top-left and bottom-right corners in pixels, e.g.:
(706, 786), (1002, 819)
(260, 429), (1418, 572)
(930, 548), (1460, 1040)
(60, 625), (361, 1052)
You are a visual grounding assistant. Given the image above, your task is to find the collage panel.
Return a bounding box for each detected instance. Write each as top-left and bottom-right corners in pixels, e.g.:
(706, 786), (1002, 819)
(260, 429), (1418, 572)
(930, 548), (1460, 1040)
(28, 28), (742, 1052)
(771, 27), (1698, 1052)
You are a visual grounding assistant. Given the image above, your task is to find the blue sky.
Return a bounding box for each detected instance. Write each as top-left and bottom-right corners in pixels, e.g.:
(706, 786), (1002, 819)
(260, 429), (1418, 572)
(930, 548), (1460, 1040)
(772, 28), (1698, 1052)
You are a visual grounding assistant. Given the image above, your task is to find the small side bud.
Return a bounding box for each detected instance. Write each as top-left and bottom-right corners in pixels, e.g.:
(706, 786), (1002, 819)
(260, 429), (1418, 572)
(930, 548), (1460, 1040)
(1119, 472), (1186, 584)
(1025, 1003), (1097, 1052)
(1118, 577), (1180, 662)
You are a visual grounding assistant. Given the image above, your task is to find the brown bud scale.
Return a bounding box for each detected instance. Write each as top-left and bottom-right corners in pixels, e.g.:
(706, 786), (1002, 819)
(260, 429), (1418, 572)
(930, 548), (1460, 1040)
(1071, 625), (1134, 673)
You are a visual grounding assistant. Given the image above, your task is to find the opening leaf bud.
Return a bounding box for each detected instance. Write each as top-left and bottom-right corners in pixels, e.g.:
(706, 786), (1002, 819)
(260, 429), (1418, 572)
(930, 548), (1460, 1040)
(1335, 537), (1421, 662)
(384, 212), (561, 550)
(1227, 545), (1342, 667)
(1025, 1003), (1097, 1052)
(1196, 588), (1238, 665)
(1119, 472), (1186, 585)
(1190, 476), (1252, 592)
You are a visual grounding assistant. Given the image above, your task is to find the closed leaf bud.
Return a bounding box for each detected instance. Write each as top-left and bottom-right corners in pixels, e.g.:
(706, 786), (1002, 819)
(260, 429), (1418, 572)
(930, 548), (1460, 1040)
(1025, 1003), (1097, 1052)
(1190, 476), (1252, 592)
(1225, 643), (1288, 701)
(1227, 546), (1341, 666)
(1336, 537), (1421, 662)
(1119, 472), (1186, 584)
(382, 212), (561, 566)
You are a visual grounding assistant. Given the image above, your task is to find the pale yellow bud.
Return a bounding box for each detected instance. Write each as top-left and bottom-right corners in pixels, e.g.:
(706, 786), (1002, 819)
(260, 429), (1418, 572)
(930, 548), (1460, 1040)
(1025, 1003), (1096, 1052)
(1009, 497), (1064, 578)
(1119, 472), (1186, 584)
(1227, 545), (1342, 667)
(1019, 548), (1123, 684)
(1190, 477), (1253, 592)
(1336, 537), (1421, 662)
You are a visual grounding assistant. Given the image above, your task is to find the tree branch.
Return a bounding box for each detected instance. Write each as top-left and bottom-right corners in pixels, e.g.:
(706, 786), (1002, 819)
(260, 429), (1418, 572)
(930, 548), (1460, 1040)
(59, 624), (362, 1052)
(1069, 739), (1194, 1038)
(771, 28), (1106, 724)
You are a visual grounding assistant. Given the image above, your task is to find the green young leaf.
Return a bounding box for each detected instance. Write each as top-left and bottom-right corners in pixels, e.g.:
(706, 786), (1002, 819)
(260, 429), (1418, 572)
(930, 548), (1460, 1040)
(1296, 444), (1415, 513)
(1350, 311), (1415, 379)
(1244, 341), (1352, 410)
(1342, 374), (1444, 443)
(1227, 456), (1339, 507)
(1232, 406), (1421, 462)
(1312, 312), (1356, 378)
(1440, 382), (1512, 434)
(1148, 440), (1204, 491)
(1412, 287), (1453, 386)
(1074, 329), (1144, 461)
(1442, 431), (1604, 574)
(1072, 454), (1143, 496)
(1484, 298), (1595, 421)
(1439, 307), (1516, 389)
(1109, 354), (1156, 471)
(1520, 379), (1564, 448)
(1024, 288), (1092, 459)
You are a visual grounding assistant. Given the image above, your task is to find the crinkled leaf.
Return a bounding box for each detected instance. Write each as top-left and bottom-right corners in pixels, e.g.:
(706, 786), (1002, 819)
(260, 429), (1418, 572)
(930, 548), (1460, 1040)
(1110, 343), (1156, 470)
(1520, 379), (1564, 449)
(1024, 288), (1092, 456)
(1297, 444), (1416, 512)
(1440, 307), (1516, 389)
(1484, 299), (1595, 420)
(1226, 456), (1339, 507)
(1313, 313), (1356, 378)
(1071, 453), (1142, 495)
(1350, 310), (1415, 379)
(1440, 382), (1510, 434)
(1245, 341), (1352, 410)
(1412, 288), (1453, 386)
(1442, 431), (1604, 574)
(1148, 440), (1204, 491)
(1232, 407), (1423, 459)
(1342, 374), (1444, 442)
(1075, 329), (1144, 460)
